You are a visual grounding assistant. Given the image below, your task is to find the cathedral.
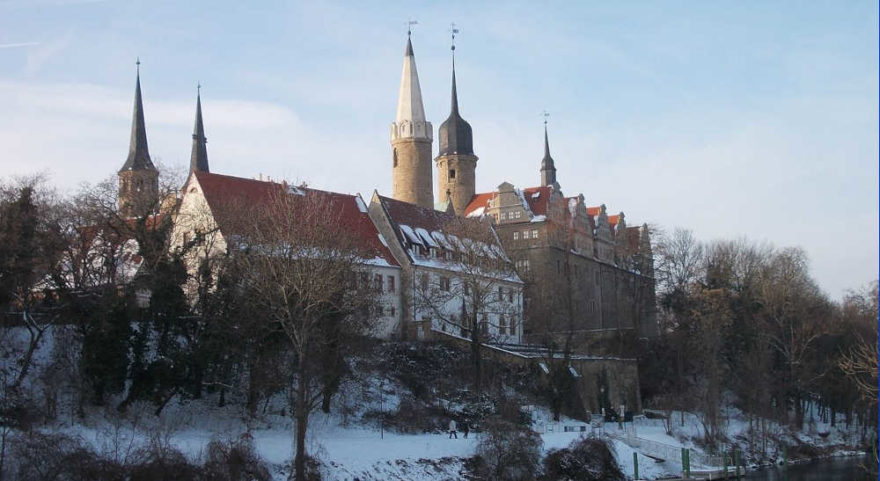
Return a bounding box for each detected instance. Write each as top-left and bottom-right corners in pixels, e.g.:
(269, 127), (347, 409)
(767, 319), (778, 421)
(115, 31), (657, 352)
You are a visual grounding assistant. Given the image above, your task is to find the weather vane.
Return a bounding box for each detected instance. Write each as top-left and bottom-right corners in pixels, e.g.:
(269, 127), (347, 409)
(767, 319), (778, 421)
(407, 19), (418, 36)
(136, 57), (140, 74)
(450, 22), (459, 51)
(542, 110), (550, 126)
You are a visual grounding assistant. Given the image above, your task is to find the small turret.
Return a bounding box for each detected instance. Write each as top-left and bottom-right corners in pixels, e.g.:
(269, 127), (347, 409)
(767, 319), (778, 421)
(190, 85), (209, 173)
(540, 123), (558, 188)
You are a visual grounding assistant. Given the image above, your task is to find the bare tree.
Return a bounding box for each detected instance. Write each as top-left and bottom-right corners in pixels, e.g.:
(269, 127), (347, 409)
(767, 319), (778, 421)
(229, 187), (378, 481)
(412, 216), (520, 395)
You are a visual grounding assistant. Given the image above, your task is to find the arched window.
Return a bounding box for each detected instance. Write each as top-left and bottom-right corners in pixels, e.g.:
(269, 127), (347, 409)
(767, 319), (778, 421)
(393, 148), (398, 168)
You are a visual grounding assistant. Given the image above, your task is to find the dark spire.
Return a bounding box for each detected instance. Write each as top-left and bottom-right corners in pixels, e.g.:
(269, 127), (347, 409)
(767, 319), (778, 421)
(438, 31), (473, 157)
(405, 20), (415, 57)
(120, 59), (155, 172)
(190, 84), (209, 173)
(540, 117), (557, 187)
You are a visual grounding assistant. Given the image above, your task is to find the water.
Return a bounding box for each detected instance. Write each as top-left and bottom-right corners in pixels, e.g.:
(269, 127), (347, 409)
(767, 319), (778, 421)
(743, 456), (870, 481)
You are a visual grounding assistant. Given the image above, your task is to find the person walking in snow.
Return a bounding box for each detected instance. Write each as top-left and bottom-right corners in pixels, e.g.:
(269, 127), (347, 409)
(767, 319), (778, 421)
(462, 422), (469, 439)
(448, 419), (458, 439)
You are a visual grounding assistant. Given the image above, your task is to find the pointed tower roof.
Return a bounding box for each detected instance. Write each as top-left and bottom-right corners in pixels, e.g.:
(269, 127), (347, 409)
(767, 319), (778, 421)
(438, 50), (474, 156)
(540, 121), (557, 187)
(190, 86), (209, 173)
(394, 32), (428, 129)
(119, 61), (156, 172)
(541, 124), (555, 171)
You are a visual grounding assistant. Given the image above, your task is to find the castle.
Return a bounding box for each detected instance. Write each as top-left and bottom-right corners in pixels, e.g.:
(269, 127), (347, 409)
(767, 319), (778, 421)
(115, 31), (656, 353)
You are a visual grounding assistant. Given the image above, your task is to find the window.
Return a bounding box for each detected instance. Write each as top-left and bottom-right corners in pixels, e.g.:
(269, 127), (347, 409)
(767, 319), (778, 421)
(498, 286), (504, 300)
(531, 229), (539, 239)
(390, 305), (396, 316)
(440, 276), (450, 291)
(360, 272), (369, 287)
(499, 316), (507, 335)
(449, 169), (456, 179)
(515, 211), (522, 219)
(510, 322), (516, 336)
(374, 274), (383, 292)
(513, 232), (520, 240)
(500, 212), (507, 220)
(508, 290), (514, 302)
(464, 283), (470, 295)
(420, 274), (428, 290)
(589, 300), (596, 313)
(387, 275), (395, 293)
(481, 317), (489, 335)
(393, 149), (398, 168)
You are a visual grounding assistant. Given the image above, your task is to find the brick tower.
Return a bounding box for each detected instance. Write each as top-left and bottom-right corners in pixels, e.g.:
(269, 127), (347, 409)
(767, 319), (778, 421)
(435, 39), (478, 215)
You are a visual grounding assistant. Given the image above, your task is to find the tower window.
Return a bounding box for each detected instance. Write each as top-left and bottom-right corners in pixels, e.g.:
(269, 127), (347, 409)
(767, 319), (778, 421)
(449, 169), (456, 179)
(393, 149), (398, 168)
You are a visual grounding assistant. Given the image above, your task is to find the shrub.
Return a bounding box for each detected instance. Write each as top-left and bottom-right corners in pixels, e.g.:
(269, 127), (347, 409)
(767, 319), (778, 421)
(541, 435), (624, 481)
(473, 417), (542, 481)
(202, 437), (272, 481)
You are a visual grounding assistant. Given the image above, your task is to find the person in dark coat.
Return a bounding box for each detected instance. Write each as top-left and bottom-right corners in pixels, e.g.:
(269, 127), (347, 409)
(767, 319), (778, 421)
(462, 422), (469, 439)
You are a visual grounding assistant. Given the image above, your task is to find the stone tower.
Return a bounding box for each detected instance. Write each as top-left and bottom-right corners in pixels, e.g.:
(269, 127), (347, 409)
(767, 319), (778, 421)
(540, 123), (558, 188)
(435, 48), (477, 215)
(390, 32), (434, 209)
(118, 62), (159, 218)
(190, 87), (209, 173)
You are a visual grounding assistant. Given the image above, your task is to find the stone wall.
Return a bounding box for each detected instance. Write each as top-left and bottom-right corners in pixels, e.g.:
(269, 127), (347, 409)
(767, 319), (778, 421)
(391, 138), (434, 209)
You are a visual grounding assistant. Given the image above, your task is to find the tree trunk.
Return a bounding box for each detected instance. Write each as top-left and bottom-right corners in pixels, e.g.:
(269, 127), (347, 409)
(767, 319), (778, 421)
(294, 364), (309, 481)
(470, 316), (482, 395)
(12, 325), (45, 389)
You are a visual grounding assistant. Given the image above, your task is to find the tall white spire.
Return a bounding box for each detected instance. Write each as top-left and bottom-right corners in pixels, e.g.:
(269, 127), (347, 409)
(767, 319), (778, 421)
(391, 33), (432, 142)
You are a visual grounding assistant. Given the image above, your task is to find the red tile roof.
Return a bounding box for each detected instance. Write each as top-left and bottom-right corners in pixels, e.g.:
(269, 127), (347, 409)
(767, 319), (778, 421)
(194, 172), (398, 267)
(463, 185), (553, 217)
(463, 192), (495, 217)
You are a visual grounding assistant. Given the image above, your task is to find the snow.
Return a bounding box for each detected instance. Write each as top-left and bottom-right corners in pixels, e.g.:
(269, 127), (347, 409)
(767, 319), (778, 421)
(431, 231), (453, 250)
(465, 206), (484, 218)
(376, 233), (388, 247)
(399, 225), (422, 245)
(414, 227), (439, 248)
(530, 215), (546, 222)
(355, 196), (368, 213)
(531, 192), (541, 199)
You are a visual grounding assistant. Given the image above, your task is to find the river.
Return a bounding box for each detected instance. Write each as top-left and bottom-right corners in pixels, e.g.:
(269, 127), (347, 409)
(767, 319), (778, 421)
(743, 456), (870, 481)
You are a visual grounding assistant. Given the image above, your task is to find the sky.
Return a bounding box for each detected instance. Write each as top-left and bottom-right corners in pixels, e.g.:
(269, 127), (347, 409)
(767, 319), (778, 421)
(0, 0), (877, 299)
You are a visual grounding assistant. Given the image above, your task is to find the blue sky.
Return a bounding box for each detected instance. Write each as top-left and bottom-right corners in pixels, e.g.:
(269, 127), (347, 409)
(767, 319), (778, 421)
(0, 0), (877, 298)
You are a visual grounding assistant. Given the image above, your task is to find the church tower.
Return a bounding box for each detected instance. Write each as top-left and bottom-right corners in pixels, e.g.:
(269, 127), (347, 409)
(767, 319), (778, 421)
(118, 60), (159, 218)
(540, 122), (558, 188)
(390, 31), (434, 209)
(190, 86), (209, 173)
(435, 35), (477, 215)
